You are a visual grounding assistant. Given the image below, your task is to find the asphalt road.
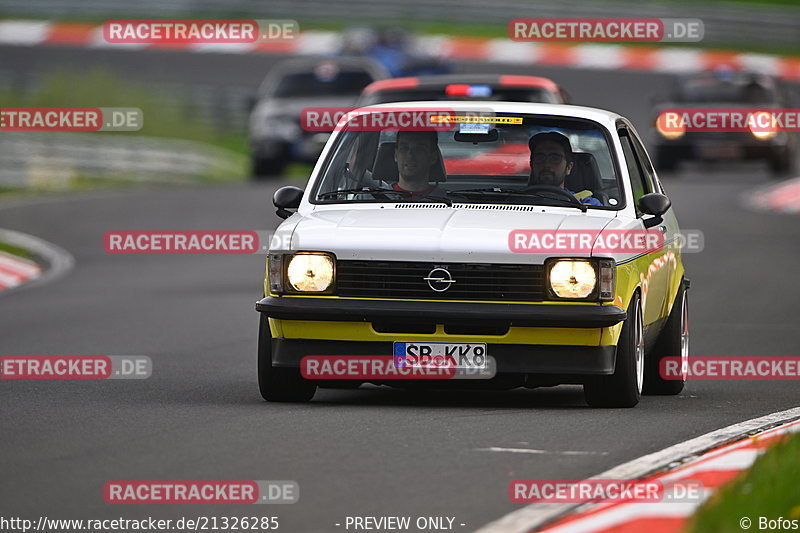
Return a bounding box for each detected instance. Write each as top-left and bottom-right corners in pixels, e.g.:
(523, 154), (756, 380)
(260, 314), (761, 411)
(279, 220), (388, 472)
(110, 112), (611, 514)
(1, 45), (799, 532)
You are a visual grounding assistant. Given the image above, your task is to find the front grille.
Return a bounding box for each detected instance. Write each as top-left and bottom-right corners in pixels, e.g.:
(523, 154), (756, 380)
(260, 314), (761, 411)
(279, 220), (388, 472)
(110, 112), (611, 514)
(336, 260), (545, 301)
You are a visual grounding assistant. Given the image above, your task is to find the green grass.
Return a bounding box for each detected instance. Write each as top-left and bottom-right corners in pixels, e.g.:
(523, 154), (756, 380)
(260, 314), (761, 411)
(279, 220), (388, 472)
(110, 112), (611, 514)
(684, 431), (800, 533)
(0, 69), (247, 151)
(0, 69), (248, 185)
(0, 241), (35, 260)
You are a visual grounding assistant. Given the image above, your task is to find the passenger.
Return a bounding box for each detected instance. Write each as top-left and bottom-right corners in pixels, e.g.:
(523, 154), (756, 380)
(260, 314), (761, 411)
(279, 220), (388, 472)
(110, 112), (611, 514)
(528, 131), (602, 206)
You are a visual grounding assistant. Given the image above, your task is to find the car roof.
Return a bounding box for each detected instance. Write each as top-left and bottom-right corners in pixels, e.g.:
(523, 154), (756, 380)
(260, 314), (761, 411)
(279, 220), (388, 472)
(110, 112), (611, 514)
(362, 74), (561, 95)
(356, 100), (623, 130)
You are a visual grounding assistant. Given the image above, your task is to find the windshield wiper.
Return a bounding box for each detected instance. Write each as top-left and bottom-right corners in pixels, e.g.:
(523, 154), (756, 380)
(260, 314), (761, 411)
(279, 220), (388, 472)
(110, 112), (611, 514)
(317, 187), (407, 200)
(317, 187), (453, 206)
(448, 188), (587, 212)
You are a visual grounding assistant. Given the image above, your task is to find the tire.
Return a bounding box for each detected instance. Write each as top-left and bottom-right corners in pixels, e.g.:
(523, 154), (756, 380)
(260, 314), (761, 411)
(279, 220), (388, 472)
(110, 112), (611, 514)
(643, 279), (688, 395)
(251, 156), (287, 180)
(584, 293), (644, 408)
(257, 314), (316, 402)
(656, 147), (678, 174)
(768, 150), (794, 178)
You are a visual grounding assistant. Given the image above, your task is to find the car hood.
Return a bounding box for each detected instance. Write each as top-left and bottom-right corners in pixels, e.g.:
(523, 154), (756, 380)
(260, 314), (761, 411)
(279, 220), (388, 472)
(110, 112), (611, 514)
(289, 206), (616, 263)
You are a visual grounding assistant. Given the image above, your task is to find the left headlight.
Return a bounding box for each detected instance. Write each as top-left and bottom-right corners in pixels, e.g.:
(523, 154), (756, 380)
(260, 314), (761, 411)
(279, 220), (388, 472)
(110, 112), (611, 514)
(546, 258), (614, 301)
(284, 252), (336, 293)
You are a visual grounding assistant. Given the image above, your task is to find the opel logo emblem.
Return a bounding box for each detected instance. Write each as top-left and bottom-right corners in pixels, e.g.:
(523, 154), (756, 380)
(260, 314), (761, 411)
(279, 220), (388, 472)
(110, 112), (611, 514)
(424, 267), (456, 292)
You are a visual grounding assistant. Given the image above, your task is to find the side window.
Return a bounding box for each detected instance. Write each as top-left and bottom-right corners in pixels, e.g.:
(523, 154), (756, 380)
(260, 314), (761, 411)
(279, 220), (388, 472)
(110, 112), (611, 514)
(629, 131), (663, 194)
(618, 129), (651, 213)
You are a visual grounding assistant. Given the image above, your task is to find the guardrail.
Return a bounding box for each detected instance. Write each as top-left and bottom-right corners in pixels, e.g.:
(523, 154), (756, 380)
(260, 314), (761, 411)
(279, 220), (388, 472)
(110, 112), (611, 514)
(0, 0), (798, 46)
(0, 133), (243, 186)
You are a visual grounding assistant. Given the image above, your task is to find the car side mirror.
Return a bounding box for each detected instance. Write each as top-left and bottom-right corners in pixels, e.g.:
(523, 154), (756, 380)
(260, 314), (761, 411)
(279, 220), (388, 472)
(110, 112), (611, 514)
(638, 193), (671, 228)
(274, 186), (304, 219)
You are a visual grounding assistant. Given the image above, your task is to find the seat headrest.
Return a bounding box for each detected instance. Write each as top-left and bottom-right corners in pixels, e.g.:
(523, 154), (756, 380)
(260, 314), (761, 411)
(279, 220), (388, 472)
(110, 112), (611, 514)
(373, 141), (447, 183)
(565, 152), (603, 194)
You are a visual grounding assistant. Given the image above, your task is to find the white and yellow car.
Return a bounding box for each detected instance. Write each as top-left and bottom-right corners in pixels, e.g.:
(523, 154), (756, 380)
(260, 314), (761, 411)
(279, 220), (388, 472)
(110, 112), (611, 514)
(256, 102), (689, 407)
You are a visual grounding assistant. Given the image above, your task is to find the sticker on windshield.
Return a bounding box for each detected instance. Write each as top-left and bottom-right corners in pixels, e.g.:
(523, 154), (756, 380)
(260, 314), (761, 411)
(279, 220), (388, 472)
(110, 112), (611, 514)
(459, 122), (491, 134)
(430, 115), (523, 124)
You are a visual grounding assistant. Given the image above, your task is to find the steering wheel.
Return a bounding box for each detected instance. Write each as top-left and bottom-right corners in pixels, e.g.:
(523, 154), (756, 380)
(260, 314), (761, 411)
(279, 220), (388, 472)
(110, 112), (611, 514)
(520, 184), (583, 206)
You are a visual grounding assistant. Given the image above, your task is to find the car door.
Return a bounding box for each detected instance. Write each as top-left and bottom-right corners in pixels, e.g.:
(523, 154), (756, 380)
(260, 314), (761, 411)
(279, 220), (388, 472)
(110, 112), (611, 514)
(618, 126), (671, 331)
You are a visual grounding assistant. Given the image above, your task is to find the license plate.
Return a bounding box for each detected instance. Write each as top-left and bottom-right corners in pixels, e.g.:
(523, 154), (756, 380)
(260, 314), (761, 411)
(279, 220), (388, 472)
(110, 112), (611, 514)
(697, 144), (742, 159)
(393, 342), (488, 369)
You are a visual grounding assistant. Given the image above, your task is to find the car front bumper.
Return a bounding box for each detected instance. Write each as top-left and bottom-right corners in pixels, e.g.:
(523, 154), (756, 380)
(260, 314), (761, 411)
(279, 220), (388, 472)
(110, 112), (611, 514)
(256, 296), (626, 329)
(269, 338), (616, 375)
(256, 296), (625, 376)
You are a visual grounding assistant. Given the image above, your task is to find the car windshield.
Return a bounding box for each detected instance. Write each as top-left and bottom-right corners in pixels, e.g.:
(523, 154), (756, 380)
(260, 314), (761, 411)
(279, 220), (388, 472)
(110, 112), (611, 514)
(312, 111), (622, 209)
(271, 71), (376, 98)
(361, 87), (559, 105)
(673, 79), (779, 104)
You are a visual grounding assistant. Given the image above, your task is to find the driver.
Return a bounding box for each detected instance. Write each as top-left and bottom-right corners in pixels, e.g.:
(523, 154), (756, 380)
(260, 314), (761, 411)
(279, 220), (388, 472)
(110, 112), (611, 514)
(528, 132), (602, 206)
(392, 130), (446, 198)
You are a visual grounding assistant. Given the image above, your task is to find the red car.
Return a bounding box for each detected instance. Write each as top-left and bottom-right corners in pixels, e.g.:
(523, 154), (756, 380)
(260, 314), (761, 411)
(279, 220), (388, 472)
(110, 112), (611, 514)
(357, 74), (571, 106)
(358, 74), (572, 175)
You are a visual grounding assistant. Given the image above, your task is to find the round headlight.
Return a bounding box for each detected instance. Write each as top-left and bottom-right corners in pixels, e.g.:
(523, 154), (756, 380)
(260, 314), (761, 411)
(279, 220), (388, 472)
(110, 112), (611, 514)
(748, 111), (778, 140)
(287, 254), (334, 292)
(549, 260), (596, 299)
(656, 112), (685, 140)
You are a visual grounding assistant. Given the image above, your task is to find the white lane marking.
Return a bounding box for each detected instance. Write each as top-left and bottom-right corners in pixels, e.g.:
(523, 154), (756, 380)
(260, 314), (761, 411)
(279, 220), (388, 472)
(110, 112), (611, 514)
(475, 406), (800, 533)
(664, 448), (762, 479)
(477, 447), (608, 456)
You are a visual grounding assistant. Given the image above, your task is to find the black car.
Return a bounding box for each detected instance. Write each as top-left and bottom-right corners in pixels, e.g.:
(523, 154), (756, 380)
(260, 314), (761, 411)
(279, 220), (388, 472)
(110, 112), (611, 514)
(248, 56), (388, 178)
(652, 71), (796, 177)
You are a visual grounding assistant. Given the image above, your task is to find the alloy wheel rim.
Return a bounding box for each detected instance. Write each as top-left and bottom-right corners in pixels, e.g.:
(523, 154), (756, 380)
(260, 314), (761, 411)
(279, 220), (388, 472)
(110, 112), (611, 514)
(635, 299), (645, 393)
(680, 292), (689, 382)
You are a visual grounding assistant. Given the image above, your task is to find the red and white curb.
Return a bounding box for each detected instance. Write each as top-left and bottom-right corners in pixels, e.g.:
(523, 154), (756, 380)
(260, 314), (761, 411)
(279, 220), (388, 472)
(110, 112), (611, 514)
(0, 228), (73, 295)
(0, 250), (41, 290)
(1, 20), (799, 80)
(745, 176), (800, 214)
(476, 406), (800, 533)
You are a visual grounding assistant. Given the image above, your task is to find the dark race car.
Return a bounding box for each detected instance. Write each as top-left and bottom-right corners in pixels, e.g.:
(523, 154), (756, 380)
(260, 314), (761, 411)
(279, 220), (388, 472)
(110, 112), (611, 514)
(248, 56), (388, 178)
(652, 70), (797, 177)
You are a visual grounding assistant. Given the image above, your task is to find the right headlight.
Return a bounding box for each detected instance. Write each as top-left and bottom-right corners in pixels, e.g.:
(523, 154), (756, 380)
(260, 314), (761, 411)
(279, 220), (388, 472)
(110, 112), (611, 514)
(268, 252), (336, 295)
(546, 258), (615, 301)
(748, 111), (778, 140)
(656, 112), (685, 140)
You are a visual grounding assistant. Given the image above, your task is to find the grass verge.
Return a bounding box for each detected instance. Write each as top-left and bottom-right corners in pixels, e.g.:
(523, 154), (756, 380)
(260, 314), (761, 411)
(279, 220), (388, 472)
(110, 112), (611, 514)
(684, 431), (800, 533)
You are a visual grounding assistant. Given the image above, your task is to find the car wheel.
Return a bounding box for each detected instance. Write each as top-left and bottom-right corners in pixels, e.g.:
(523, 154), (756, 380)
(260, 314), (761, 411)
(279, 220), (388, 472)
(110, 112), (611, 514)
(643, 279), (688, 395)
(768, 150), (794, 178)
(258, 314), (316, 402)
(584, 293), (643, 408)
(251, 156), (287, 180)
(656, 147), (678, 174)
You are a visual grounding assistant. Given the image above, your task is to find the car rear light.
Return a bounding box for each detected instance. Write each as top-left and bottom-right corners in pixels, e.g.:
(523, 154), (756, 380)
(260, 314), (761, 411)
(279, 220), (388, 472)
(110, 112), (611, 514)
(445, 84), (492, 97)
